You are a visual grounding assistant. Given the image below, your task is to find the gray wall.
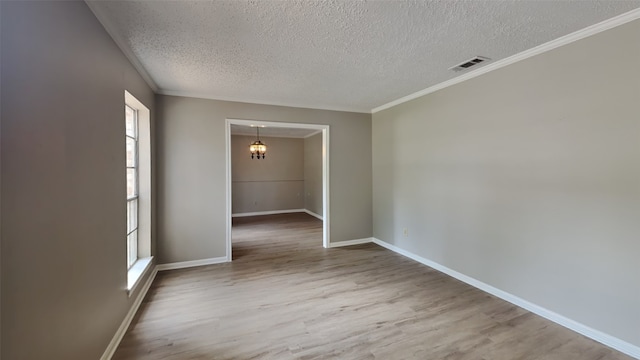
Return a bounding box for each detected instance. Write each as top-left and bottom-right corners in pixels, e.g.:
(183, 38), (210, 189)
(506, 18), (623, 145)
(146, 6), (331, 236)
(157, 95), (372, 263)
(232, 135), (304, 213)
(1, 2), (156, 359)
(0, 2), (3, 356)
(372, 20), (640, 347)
(304, 132), (323, 217)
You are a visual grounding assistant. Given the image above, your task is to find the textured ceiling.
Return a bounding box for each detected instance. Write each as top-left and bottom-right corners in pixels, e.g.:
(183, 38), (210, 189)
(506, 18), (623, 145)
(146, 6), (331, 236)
(88, 0), (640, 113)
(230, 124), (319, 138)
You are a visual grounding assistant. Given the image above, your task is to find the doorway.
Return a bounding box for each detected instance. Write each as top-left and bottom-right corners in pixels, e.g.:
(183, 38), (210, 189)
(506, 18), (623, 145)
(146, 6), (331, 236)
(225, 119), (330, 261)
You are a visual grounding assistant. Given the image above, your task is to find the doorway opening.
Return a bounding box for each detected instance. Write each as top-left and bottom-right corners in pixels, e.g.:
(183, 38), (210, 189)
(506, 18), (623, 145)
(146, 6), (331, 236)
(225, 119), (330, 261)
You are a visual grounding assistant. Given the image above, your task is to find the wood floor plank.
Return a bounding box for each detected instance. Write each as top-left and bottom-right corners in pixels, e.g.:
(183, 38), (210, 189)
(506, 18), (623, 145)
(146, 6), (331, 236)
(113, 213), (632, 360)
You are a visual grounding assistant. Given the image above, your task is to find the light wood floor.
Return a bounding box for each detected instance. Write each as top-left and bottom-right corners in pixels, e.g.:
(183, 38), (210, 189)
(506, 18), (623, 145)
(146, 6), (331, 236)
(113, 213), (631, 360)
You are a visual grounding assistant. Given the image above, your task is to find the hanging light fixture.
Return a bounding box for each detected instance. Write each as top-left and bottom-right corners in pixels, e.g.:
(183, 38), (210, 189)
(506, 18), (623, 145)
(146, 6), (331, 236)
(249, 127), (267, 159)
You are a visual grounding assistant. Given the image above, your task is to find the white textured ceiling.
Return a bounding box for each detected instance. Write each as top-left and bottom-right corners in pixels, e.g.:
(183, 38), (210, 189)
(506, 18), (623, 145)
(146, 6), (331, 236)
(88, 0), (640, 113)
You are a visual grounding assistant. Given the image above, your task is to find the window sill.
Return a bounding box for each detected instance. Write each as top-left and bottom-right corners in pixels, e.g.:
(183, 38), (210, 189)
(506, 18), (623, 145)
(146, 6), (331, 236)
(127, 257), (153, 296)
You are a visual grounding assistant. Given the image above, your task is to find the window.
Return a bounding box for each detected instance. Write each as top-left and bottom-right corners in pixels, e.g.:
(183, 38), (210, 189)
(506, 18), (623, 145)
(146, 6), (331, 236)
(125, 91), (152, 292)
(126, 105), (139, 269)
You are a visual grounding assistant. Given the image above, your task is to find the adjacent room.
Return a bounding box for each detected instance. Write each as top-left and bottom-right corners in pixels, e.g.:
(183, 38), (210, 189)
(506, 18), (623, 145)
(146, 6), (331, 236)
(230, 122), (326, 258)
(2, 1), (639, 359)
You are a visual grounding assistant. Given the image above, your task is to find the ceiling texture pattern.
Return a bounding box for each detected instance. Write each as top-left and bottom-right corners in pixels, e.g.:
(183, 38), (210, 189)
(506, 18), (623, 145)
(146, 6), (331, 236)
(88, 0), (640, 113)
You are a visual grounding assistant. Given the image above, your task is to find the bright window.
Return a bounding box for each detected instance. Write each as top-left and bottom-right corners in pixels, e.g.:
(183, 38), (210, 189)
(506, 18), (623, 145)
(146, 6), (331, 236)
(126, 104), (139, 269)
(125, 90), (152, 292)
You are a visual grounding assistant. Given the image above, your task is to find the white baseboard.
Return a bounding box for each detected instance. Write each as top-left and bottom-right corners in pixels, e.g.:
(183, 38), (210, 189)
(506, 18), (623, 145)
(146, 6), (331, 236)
(303, 209), (323, 221)
(156, 256), (229, 271)
(100, 267), (158, 360)
(329, 237), (373, 248)
(232, 209), (305, 218)
(371, 238), (640, 359)
(232, 209), (324, 220)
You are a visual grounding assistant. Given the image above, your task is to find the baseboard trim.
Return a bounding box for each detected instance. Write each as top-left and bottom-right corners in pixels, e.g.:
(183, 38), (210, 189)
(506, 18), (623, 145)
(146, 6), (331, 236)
(100, 266), (158, 360)
(156, 256), (229, 271)
(329, 237), (373, 248)
(303, 209), (323, 221)
(371, 238), (640, 359)
(232, 209), (305, 218)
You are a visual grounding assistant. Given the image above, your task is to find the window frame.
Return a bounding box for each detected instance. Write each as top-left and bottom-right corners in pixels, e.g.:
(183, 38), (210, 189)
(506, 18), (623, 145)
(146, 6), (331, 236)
(126, 104), (139, 269)
(125, 91), (153, 294)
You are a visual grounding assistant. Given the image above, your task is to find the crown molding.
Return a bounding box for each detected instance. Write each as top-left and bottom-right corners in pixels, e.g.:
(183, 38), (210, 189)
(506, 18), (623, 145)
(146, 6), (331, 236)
(86, 1), (159, 92)
(372, 7), (640, 114)
(159, 90), (370, 114)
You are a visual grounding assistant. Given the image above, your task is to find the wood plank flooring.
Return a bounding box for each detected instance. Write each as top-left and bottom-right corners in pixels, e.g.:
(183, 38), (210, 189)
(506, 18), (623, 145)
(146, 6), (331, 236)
(113, 213), (632, 360)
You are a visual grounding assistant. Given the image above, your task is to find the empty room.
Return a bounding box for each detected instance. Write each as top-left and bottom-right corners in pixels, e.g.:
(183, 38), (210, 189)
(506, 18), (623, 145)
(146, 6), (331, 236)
(230, 122), (328, 260)
(1, 1), (639, 359)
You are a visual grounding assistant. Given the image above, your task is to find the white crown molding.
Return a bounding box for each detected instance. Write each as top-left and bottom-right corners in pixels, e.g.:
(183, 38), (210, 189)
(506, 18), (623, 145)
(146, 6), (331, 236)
(371, 238), (640, 359)
(87, 0), (364, 113)
(372, 7), (640, 114)
(159, 89), (370, 114)
(100, 267), (158, 360)
(86, 1), (159, 92)
(156, 256), (229, 271)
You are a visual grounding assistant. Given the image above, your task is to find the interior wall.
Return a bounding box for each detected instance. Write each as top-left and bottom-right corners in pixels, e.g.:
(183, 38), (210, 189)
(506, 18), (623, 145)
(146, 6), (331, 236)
(232, 135), (304, 214)
(304, 132), (323, 217)
(1, 2), (156, 359)
(372, 19), (640, 347)
(157, 95), (372, 264)
(0, 2), (3, 356)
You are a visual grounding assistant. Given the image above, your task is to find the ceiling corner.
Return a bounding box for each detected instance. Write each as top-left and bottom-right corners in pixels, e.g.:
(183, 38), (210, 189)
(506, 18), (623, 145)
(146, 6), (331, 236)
(85, 0), (159, 93)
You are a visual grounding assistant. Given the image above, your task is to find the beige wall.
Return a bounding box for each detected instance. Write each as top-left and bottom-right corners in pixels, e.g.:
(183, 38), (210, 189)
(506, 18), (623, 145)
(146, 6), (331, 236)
(232, 135), (304, 213)
(1, 2), (156, 359)
(304, 132), (323, 217)
(157, 95), (372, 263)
(373, 20), (640, 347)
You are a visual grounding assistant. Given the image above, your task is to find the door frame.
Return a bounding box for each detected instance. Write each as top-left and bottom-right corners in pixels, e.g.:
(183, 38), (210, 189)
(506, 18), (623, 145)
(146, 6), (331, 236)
(225, 118), (330, 260)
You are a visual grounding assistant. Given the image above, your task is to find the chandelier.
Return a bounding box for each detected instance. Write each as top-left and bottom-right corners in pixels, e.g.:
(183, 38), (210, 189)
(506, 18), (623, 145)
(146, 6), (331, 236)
(249, 127), (267, 159)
